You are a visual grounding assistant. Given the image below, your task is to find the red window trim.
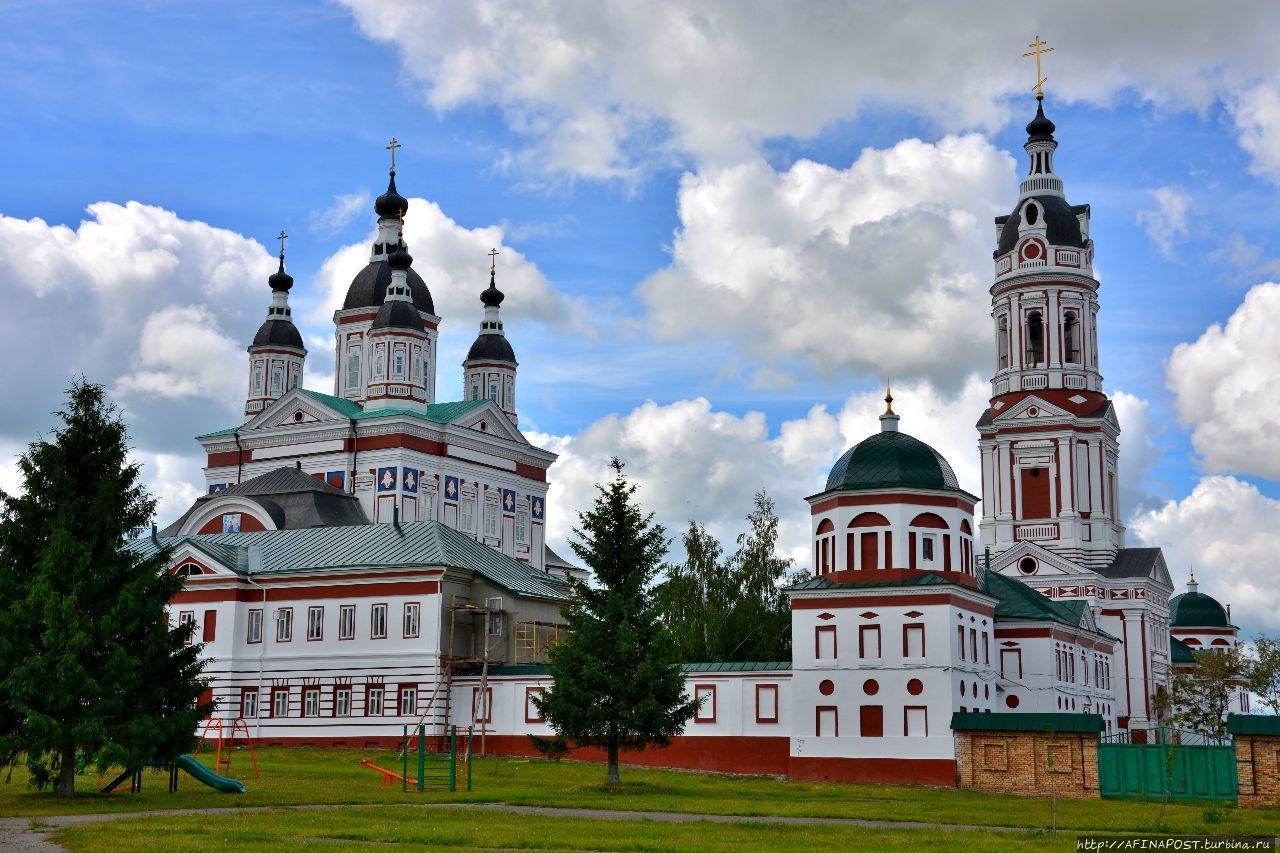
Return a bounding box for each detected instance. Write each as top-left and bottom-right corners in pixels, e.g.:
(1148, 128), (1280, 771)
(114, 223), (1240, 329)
(302, 686), (321, 717)
(815, 625), (837, 660)
(365, 684), (385, 716)
(693, 683), (717, 723)
(307, 605), (324, 642)
(276, 606), (294, 642)
(755, 683), (779, 724)
(338, 604), (356, 641)
(957, 624), (965, 660)
(816, 705), (839, 737)
(247, 607), (263, 644)
(270, 686), (290, 718)
(333, 685), (352, 718)
(472, 687), (493, 724)
(904, 705), (929, 736)
(240, 686), (259, 718)
(402, 602), (420, 639)
(1000, 647), (1023, 679)
(902, 622), (926, 657)
(370, 602), (388, 640)
(399, 684), (417, 717)
(524, 686), (546, 724)
(858, 624), (881, 659)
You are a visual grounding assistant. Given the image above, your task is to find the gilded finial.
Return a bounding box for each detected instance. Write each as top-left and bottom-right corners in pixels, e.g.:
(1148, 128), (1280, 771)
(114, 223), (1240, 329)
(386, 137), (401, 173)
(277, 230), (288, 261)
(1023, 35), (1054, 100)
(488, 247), (500, 275)
(396, 208), (405, 240)
(883, 379), (895, 416)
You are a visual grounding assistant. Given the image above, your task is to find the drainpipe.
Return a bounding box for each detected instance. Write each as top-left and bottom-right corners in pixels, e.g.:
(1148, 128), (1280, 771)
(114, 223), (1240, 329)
(244, 545), (267, 740)
(349, 418), (358, 494)
(233, 431), (244, 484)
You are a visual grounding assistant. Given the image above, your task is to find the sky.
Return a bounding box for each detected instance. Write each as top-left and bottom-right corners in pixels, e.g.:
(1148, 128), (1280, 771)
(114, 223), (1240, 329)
(2, 1), (1279, 635)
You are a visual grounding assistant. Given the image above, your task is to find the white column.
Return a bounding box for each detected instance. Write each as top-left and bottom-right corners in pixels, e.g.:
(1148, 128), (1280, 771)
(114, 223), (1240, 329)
(981, 443), (996, 521)
(1047, 289), (1061, 369)
(1057, 437), (1075, 516)
(998, 443), (1014, 519)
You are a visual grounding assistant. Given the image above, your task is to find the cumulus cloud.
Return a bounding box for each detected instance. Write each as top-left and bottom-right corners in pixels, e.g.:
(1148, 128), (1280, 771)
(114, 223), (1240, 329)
(310, 191), (372, 235)
(114, 306), (246, 410)
(1231, 84), (1280, 183)
(1136, 187), (1191, 260)
(1112, 390), (1163, 522)
(1131, 476), (1280, 636)
(310, 196), (584, 333)
(1166, 283), (1280, 479)
(341, 0), (1280, 179)
(528, 376), (991, 568)
(638, 136), (1012, 385)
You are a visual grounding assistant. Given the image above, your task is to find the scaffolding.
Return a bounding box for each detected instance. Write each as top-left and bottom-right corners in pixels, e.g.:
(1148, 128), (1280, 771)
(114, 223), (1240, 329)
(514, 619), (566, 664)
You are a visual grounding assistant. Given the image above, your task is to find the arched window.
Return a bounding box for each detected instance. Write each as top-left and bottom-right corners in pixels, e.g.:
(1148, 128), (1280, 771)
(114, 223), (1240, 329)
(1025, 311), (1044, 367)
(815, 518), (835, 575)
(848, 512), (891, 571)
(345, 347), (361, 393)
(175, 563), (205, 577)
(997, 316), (1009, 369)
(1064, 310), (1081, 364)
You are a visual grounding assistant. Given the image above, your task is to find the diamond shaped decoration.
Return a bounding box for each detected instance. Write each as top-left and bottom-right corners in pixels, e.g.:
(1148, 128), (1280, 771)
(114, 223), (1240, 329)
(859, 611), (878, 620)
(817, 612), (835, 621)
(1068, 394), (1087, 404)
(904, 610), (924, 618)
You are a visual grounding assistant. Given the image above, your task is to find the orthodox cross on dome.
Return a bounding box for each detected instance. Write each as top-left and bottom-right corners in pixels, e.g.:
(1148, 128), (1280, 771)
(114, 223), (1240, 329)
(488, 247), (500, 275)
(1023, 35), (1054, 100)
(386, 137), (401, 172)
(277, 230), (288, 260)
(396, 207), (405, 239)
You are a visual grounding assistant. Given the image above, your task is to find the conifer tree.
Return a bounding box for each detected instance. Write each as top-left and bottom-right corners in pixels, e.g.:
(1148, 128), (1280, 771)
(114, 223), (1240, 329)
(0, 380), (209, 796)
(533, 459), (697, 786)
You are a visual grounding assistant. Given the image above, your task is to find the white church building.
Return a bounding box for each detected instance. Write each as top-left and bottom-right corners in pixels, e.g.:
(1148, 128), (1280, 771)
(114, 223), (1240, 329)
(144, 97), (1242, 785)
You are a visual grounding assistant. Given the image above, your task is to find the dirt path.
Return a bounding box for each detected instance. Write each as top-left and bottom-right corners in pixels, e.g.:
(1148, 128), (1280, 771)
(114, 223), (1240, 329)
(0, 800), (1036, 849)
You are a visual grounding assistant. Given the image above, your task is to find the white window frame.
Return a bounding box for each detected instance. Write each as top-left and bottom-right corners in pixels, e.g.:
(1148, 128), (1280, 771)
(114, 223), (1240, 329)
(242, 690), (259, 719)
(273, 689), (289, 718)
(403, 602), (420, 639)
(373, 343), (386, 379)
(303, 688), (320, 718)
(335, 687), (352, 717)
(247, 608), (263, 644)
(346, 346), (361, 393)
(516, 505), (529, 544)
(484, 499), (498, 538)
(338, 604), (355, 641)
(460, 495), (476, 533)
(401, 687), (417, 717)
(276, 608), (293, 642)
(393, 344), (406, 378)
(307, 606), (323, 641)
(367, 687), (384, 716)
(371, 604), (387, 639)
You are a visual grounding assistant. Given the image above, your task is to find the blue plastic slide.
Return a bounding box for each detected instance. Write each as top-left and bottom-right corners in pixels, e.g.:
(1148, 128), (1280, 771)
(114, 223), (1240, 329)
(174, 754), (245, 793)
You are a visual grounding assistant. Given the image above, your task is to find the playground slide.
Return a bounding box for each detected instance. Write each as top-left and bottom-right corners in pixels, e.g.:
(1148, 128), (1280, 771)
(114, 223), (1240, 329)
(175, 754), (245, 794)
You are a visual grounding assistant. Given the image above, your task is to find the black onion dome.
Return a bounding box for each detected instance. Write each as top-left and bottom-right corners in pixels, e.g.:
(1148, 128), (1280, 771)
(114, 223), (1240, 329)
(371, 297), (425, 333)
(252, 318), (304, 349)
(1026, 99), (1056, 141)
(374, 171), (409, 220)
(343, 262), (434, 313)
(994, 194), (1087, 257)
(389, 240), (413, 270)
(481, 271), (505, 307)
(267, 258), (294, 292)
(467, 333), (517, 363)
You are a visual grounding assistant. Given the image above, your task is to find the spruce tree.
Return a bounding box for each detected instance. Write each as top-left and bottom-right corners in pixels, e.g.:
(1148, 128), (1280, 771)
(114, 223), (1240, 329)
(533, 458), (697, 786)
(0, 380), (209, 796)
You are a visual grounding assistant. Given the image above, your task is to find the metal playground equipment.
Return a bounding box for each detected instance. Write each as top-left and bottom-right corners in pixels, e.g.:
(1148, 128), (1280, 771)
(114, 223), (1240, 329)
(360, 725), (472, 792)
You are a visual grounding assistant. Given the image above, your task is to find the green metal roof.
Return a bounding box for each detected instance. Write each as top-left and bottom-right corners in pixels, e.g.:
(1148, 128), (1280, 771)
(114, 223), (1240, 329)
(985, 571), (1086, 627)
(1170, 636), (1196, 665)
(1227, 714), (1280, 737)
(199, 392), (490, 439)
(823, 429), (972, 497)
(479, 665), (550, 677)
(951, 711), (1104, 733)
(683, 661), (791, 673)
(130, 521), (570, 601)
(788, 573), (963, 592)
(1170, 590), (1232, 629)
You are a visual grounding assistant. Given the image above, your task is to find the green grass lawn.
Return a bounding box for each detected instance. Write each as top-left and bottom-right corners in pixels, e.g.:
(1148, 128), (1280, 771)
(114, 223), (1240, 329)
(1, 747), (1276, 841)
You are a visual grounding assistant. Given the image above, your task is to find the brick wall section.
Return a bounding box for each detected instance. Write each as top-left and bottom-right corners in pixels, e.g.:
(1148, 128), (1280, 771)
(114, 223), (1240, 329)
(1235, 734), (1280, 809)
(955, 730), (1100, 798)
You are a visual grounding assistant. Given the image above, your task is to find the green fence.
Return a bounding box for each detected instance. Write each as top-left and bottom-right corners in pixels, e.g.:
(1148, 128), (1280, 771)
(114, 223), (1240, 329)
(1097, 728), (1237, 802)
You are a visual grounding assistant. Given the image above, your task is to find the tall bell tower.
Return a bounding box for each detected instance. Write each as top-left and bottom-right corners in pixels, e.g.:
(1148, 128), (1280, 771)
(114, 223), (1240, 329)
(976, 91), (1124, 572)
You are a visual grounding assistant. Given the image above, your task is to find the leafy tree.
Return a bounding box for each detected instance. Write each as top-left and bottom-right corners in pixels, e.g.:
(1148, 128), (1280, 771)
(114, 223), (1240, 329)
(533, 458), (698, 786)
(654, 521), (724, 662)
(0, 380), (209, 796)
(1246, 634), (1280, 714)
(1155, 647), (1246, 737)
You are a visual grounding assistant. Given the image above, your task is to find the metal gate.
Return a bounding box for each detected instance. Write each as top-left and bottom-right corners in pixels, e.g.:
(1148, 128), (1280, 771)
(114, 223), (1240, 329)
(1098, 728), (1237, 802)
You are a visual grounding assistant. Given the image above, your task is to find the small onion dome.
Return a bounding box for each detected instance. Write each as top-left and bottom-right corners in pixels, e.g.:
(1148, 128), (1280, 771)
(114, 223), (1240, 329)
(825, 430), (963, 493)
(481, 270), (505, 307)
(467, 332), (516, 363)
(1169, 590), (1232, 628)
(374, 171), (409, 220)
(1026, 99), (1056, 141)
(388, 239), (413, 270)
(252, 318), (304, 349)
(267, 257), (294, 292)
(371, 297), (425, 333)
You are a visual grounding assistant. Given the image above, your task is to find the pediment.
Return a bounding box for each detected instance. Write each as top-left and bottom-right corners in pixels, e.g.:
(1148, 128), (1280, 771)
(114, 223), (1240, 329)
(991, 541), (1093, 579)
(242, 389), (348, 432)
(169, 542), (240, 577)
(454, 403), (527, 444)
(994, 396), (1071, 423)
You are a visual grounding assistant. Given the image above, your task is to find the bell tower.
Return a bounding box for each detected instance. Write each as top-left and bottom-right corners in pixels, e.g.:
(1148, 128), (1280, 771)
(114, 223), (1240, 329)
(463, 249), (519, 425)
(244, 232), (306, 418)
(977, 93), (1123, 571)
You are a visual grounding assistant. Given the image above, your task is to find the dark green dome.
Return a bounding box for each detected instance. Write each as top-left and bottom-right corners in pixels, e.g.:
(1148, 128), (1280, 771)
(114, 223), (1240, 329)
(1170, 591), (1231, 628)
(825, 430), (963, 493)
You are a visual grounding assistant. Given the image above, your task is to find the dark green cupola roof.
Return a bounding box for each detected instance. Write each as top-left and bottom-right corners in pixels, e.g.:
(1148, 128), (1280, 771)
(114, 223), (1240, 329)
(1170, 570), (1232, 628)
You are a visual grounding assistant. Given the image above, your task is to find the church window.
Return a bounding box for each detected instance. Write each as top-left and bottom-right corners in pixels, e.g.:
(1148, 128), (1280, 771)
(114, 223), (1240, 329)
(246, 609), (263, 644)
(270, 364), (283, 394)
(393, 345), (406, 378)
(484, 499), (498, 538)
(289, 367), (298, 389)
(273, 688), (290, 718)
(242, 689), (259, 719)
(401, 687), (417, 717)
(276, 608), (293, 642)
(1025, 311), (1045, 366)
(694, 685), (716, 723)
(858, 625), (881, 660)
(403, 602), (420, 638)
(346, 347), (362, 393)
(335, 687), (351, 717)
(970, 628), (978, 663)
(460, 495), (476, 532)
(373, 344), (386, 379)
(921, 535), (935, 563)
(253, 360), (264, 392)
(1064, 310), (1081, 363)
(303, 688), (320, 717)
(1018, 557), (1037, 575)
(903, 624), (925, 658)
(178, 611), (195, 644)
(516, 505), (529, 543)
(1025, 201), (1040, 225)
(366, 687), (384, 716)
(338, 605), (355, 641)
(470, 377), (480, 401)
(505, 377), (513, 406)
(815, 625), (837, 660)
(371, 604), (387, 639)
(307, 606), (323, 641)
(997, 316), (1009, 369)
(983, 632), (990, 664)
(958, 625), (966, 660)
(489, 381), (499, 401)
(422, 491), (435, 522)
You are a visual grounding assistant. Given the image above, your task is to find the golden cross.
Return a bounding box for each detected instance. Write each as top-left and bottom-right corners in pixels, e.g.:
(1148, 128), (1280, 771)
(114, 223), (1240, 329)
(1023, 35), (1054, 99)
(488, 247), (500, 274)
(277, 230), (288, 258)
(386, 137), (401, 171)
(396, 208), (405, 238)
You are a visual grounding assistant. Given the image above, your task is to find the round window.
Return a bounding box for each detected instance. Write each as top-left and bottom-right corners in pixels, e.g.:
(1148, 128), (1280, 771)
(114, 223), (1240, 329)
(907, 678), (924, 696)
(818, 679), (835, 696)
(1018, 557), (1038, 576)
(863, 679), (879, 696)
(1023, 241), (1042, 260)
(1005, 694), (1020, 709)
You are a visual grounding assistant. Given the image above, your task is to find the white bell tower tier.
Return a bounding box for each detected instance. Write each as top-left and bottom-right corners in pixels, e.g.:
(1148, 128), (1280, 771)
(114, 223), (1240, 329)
(463, 251), (519, 426)
(244, 233), (306, 419)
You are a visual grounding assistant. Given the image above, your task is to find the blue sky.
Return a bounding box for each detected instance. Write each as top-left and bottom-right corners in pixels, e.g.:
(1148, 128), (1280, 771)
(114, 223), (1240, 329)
(3, 2), (1279, 632)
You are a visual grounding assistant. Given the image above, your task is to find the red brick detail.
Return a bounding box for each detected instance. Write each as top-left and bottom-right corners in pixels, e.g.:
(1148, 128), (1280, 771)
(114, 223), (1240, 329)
(515, 462), (548, 482)
(810, 493), (976, 514)
(793, 593), (994, 614)
(356, 434), (447, 455)
(1236, 733), (1280, 808)
(207, 450), (242, 467)
(171, 580), (440, 604)
(789, 756), (957, 786)
(819, 567), (981, 588)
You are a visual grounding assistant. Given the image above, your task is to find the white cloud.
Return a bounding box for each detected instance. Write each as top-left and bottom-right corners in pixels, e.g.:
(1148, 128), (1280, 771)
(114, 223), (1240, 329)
(114, 306), (245, 410)
(1231, 84), (1280, 183)
(1166, 283), (1280, 479)
(310, 196), (584, 333)
(1131, 476), (1280, 637)
(310, 191), (371, 236)
(1112, 390), (1163, 522)
(341, 1), (1280, 179)
(529, 376), (990, 568)
(638, 136), (1012, 385)
(1136, 187), (1191, 259)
